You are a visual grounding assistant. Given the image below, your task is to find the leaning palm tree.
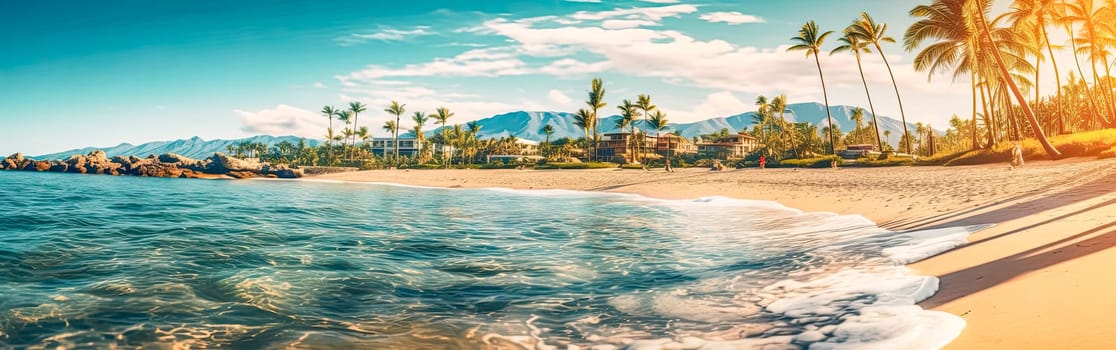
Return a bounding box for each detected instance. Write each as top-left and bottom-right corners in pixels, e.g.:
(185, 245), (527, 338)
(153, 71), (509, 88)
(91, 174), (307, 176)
(788, 20), (838, 155)
(541, 124), (555, 158)
(384, 101), (406, 165)
(586, 78), (607, 161)
(648, 110), (671, 170)
(635, 94), (656, 164)
(320, 105), (337, 162)
(849, 12), (911, 154)
(966, 0), (1061, 157)
(433, 107), (454, 168)
(832, 27), (885, 151)
(1004, 0), (1066, 134)
(1062, 0), (1116, 122)
(348, 102), (367, 159)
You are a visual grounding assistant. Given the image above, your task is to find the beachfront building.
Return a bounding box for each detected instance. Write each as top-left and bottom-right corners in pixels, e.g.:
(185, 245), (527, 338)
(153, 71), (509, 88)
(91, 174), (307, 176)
(370, 137), (422, 158)
(653, 134), (696, 157)
(696, 133), (761, 159)
(596, 132), (658, 162)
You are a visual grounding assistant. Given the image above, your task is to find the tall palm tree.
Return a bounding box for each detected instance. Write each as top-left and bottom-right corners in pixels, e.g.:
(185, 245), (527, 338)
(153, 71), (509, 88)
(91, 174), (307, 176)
(883, 130), (892, 148)
(648, 110), (670, 170)
(851, 108), (866, 145)
(320, 105), (337, 162)
(348, 102), (367, 159)
(384, 101), (406, 165)
(832, 27), (885, 151)
(788, 20), (838, 155)
(541, 124), (554, 158)
(433, 107), (454, 168)
(968, 0), (1061, 157)
(587, 78), (607, 161)
(849, 12), (911, 154)
(466, 121), (483, 164)
(772, 94), (799, 157)
(636, 94), (656, 164)
(1004, 0), (1066, 134)
(574, 108), (593, 158)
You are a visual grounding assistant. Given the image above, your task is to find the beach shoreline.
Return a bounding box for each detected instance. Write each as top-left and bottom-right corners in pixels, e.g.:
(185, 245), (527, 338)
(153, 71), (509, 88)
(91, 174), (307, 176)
(308, 158), (1116, 349)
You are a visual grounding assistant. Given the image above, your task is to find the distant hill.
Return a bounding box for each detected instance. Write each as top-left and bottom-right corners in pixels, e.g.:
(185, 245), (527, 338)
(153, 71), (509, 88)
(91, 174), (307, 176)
(32, 135), (320, 160)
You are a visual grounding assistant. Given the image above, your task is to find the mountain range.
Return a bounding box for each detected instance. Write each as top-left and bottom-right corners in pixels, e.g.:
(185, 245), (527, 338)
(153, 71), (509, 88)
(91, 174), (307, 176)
(33, 135), (320, 160)
(33, 102), (919, 159)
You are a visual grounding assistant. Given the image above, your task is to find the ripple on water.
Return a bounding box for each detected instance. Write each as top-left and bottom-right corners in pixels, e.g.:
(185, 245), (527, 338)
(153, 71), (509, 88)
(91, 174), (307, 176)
(0, 172), (976, 349)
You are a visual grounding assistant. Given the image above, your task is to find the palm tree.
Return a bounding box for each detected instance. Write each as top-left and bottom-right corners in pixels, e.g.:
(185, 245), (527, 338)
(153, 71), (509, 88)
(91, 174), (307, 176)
(1004, 0), (1066, 134)
(541, 124), (555, 158)
(587, 78), (607, 161)
(884, 130), (892, 148)
(851, 108), (866, 145)
(382, 120), (397, 163)
(849, 12), (911, 154)
(320, 105), (337, 162)
(905, 0), (985, 150)
(384, 101), (406, 165)
(968, 0), (1061, 157)
(336, 110), (353, 159)
(574, 108), (593, 158)
(772, 94), (799, 157)
(636, 94), (656, 164)
(648, 110), (670, 170)
(412, 111), (429, 163)
(1062, 0), (1116, 122)
(753, 95), (771, 142)
(433, 107), (454, 168)
(788, 20), (838, 155)
(832, 27), (885, 151)
(466, 121), (483, 164)
(617, 99), (638, 162)
(348, 102), (367, 159)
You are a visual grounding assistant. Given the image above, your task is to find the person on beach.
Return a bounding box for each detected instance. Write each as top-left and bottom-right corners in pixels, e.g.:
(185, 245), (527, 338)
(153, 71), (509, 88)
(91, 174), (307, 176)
(759, 155), (766, 169)
(1010, 143), (1024, 169)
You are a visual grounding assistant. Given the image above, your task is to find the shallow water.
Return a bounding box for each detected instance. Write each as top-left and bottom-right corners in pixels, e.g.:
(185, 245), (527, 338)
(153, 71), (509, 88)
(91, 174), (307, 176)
(0, 171), (976, 349)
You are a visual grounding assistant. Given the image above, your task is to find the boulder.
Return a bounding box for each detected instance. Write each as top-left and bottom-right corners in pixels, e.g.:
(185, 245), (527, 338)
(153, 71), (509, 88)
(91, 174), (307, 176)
(1, 153), (23, 169)
(66, 155), (88, 173)
(49, 161), (68, 173)
(205, 153), (261, 174)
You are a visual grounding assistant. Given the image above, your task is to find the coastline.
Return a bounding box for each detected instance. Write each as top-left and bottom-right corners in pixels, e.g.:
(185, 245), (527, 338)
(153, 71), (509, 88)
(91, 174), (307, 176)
(308, 158), (1116, 349)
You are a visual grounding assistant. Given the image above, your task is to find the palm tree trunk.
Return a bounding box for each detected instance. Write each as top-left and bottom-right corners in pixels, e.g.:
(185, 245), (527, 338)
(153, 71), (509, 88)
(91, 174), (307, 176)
(394, 116), (401, 165)
(853, 52), (884, 153)
(873, 43), (911, 154)
(1040, 20), (1065, 135)
(971, 73), (979, 150)
(979, 76), (994, 147)
(812, 55), (837, 155)
(975, 7), (1060, 158)
(1065, 20), (1106, 126)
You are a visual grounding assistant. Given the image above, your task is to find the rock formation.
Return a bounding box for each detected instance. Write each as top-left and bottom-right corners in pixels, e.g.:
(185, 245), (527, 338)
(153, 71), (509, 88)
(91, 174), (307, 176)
(0, 151), (304, 179)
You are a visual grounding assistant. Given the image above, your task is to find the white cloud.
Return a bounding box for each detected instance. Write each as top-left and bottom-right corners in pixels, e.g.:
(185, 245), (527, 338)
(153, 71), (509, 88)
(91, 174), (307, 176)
(639, 0), (679, 3)
(334, 26), (433, 46)
(237, 105), (327, 138)
(548, 89), (573, 105)
(601, 19), (658, 29)
(699, 11), (766, 25)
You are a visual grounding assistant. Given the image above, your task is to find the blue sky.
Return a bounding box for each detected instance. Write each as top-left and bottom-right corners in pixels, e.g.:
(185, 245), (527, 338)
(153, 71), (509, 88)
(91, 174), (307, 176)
(2, 0), (1000, 155)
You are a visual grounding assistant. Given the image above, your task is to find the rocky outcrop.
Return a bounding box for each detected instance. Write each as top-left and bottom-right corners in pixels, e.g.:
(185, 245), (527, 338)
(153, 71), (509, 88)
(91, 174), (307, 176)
(0, 150), (303, 180)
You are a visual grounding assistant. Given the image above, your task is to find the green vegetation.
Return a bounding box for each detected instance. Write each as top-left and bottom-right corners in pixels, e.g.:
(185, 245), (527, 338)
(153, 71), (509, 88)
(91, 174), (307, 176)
(536, 162), (617, 170)
(774, 156), (843, 168)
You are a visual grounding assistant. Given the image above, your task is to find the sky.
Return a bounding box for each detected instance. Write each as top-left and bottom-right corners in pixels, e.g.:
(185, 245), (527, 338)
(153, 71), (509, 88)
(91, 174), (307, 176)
(1, 0), (1027, 155)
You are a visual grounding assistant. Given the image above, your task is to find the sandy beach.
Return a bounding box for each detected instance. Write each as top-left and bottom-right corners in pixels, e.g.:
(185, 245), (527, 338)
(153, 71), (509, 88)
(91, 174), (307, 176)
(313, 158), (1116, 349)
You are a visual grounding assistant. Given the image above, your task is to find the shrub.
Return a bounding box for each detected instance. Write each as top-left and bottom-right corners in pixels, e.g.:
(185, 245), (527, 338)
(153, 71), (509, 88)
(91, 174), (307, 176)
(851, 156), (914, 167)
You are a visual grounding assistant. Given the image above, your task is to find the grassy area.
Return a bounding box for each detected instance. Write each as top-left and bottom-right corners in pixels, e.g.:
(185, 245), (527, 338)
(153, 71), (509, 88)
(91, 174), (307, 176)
(774, 156), (843, 168)
(535, 162), (618, 170)
(850, 156), (915, 167)
(943, 129), (1116, 166)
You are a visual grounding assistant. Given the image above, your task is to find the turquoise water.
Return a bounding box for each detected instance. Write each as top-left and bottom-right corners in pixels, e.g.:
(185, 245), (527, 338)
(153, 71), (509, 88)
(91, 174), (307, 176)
(0, 171), (974, 349)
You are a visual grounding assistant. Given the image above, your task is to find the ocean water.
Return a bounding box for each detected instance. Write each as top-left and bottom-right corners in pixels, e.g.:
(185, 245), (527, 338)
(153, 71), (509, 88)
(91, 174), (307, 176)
(0, 171), (981, 349)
